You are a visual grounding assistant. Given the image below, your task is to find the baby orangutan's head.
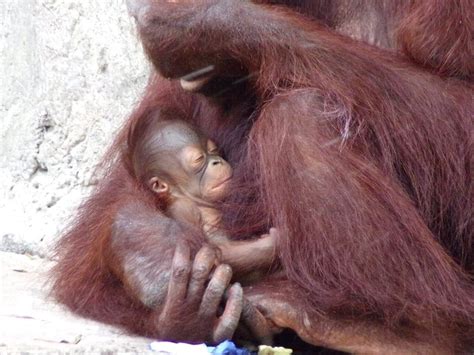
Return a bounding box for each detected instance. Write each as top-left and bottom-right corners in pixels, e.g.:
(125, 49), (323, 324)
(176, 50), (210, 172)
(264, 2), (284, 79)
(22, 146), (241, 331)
(128, 110), (233, 203)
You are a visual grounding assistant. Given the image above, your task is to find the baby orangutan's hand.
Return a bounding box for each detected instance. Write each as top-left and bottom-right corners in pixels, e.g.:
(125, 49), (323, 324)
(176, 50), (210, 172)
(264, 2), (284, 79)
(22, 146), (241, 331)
(217, 228), (278, 280)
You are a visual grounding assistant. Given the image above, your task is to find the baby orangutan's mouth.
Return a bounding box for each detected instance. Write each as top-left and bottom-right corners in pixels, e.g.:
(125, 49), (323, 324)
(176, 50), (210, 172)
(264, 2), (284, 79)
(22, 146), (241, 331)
(180, 65), (215, 92)
(212, 176), (232, 190)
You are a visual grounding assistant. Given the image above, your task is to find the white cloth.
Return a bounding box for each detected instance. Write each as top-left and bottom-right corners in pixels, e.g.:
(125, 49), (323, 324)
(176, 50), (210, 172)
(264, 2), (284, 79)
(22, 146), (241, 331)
(149, 341), (210, 355)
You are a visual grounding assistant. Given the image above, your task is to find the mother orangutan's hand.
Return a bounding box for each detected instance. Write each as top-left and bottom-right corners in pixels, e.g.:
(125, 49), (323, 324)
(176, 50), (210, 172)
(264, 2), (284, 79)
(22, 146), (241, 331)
(155, 243), (242, 343)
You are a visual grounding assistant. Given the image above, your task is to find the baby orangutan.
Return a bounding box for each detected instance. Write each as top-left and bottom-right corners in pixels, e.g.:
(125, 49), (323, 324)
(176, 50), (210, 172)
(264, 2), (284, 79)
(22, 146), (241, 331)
(128, 112), (276, 280)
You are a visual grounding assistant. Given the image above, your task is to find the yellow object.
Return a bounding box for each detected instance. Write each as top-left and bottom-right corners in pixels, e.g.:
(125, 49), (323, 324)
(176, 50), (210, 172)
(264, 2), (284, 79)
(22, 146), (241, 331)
(258, 344), (293, 355)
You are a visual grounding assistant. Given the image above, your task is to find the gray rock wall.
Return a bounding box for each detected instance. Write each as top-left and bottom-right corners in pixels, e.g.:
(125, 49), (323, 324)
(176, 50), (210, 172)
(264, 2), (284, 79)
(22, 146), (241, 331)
(0, 0), (148, 256)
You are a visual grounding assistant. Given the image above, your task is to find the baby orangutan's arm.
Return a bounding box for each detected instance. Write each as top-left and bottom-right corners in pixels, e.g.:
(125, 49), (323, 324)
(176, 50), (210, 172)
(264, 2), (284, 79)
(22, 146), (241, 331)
(217, 228), (278, 280)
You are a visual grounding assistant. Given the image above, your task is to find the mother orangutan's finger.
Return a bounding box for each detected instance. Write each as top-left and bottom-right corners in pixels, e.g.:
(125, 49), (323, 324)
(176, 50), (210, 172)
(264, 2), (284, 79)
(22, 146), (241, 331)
(198, 264), (232, 319)
(212, 283), (243, 343)
(241, 297), (275, 345)
(187, 246), (217, 303)
(164, 243), (191, 311)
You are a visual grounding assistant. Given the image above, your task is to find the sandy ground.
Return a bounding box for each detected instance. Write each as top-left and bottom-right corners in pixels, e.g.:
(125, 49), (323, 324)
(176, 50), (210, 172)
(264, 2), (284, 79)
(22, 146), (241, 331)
(0, 251), (155, 354)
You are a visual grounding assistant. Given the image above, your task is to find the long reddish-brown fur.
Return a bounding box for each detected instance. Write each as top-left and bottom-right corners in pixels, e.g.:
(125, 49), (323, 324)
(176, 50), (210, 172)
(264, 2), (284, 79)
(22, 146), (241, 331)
(51, 0), (474, 351)
(397, 0), (473, 80)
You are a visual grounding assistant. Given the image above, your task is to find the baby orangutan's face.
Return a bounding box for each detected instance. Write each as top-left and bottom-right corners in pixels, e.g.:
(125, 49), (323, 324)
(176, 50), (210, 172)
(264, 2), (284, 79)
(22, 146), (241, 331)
(179, 139), (233, 201)
(147, 121), (233, 202)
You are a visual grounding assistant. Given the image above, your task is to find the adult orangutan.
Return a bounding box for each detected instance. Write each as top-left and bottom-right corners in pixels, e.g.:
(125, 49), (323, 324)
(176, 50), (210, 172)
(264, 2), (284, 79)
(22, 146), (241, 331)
(52, 0), (474, 353)
(257, 0), (473, 81)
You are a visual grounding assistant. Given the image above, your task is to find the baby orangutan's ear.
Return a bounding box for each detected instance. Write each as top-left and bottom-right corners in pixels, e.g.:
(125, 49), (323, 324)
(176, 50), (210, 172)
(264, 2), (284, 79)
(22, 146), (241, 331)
(148, 177), (169, 195)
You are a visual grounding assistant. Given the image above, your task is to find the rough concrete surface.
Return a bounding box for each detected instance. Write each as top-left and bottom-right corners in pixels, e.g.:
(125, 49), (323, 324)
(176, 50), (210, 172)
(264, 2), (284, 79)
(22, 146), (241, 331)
(0, 0), (149, 256)
(0, 0), (153, 352)
(0, 251), (155, 354)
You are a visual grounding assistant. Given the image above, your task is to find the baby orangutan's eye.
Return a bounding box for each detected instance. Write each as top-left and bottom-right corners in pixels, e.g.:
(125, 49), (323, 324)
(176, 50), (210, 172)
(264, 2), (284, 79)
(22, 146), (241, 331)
(194, 154), (205, 163)
(191, 154), (205, 171)
(191, 154), (206, 174)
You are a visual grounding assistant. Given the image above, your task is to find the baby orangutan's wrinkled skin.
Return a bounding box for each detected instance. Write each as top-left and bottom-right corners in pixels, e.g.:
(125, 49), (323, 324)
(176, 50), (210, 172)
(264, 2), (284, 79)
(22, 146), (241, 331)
(129, 117), (277, 281)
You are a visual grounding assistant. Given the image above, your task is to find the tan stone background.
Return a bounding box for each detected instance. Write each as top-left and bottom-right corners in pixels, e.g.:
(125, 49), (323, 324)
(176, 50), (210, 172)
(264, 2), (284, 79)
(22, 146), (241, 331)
(0, 1), (156, 351)
(0, 0), (148, 256)
(1, 251), (155, 353)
